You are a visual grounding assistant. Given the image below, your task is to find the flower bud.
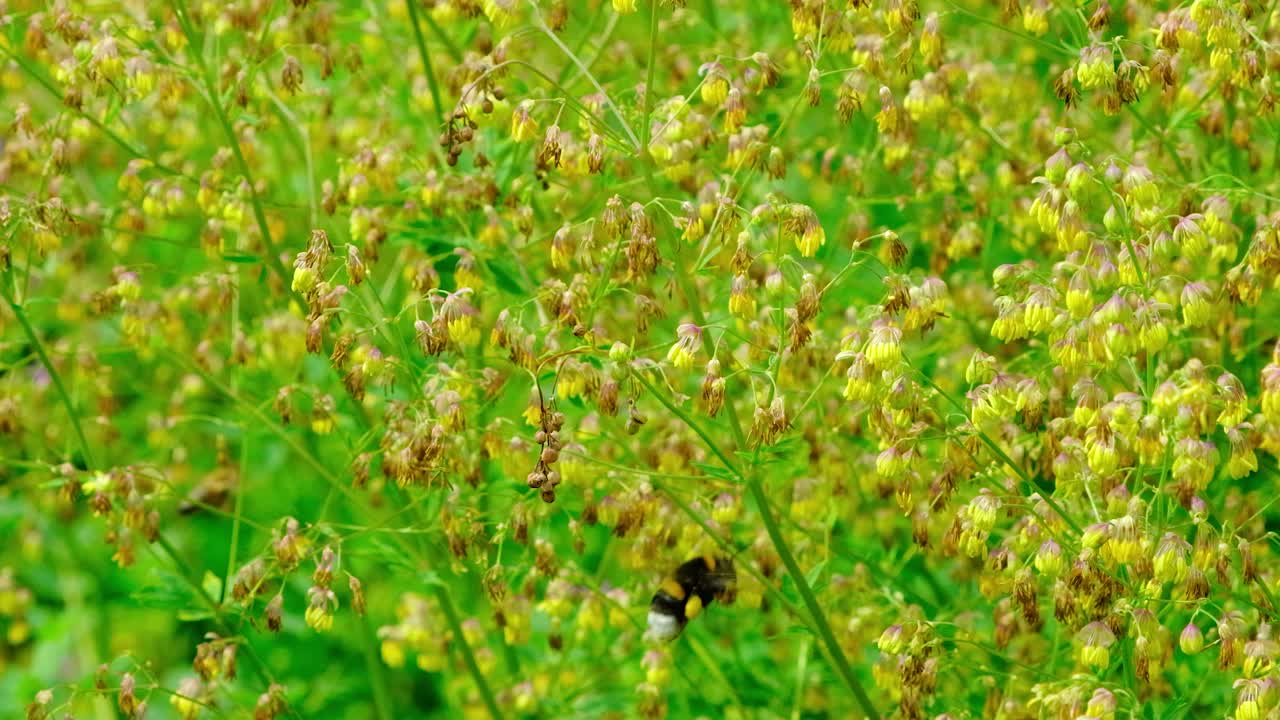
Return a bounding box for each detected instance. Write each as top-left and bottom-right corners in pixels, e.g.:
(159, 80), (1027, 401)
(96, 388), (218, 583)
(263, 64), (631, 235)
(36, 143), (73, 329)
(1103, 205), (1123, 234)
(1034, 539), (1065, 577)
(1075, 621), (1116, 669)
(877, 624), (907, 655)
(1044, 148), (1071, 184)
(1153, 532), (1191, 583)
(1181, 282), (1213, 327)
(1179, 622), (1204, 654)
(965, 351), (996, 385)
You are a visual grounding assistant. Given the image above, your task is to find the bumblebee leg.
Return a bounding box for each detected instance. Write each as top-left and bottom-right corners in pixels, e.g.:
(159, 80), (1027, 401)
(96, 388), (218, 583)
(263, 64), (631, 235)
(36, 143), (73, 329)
(685, 595), (704, 620)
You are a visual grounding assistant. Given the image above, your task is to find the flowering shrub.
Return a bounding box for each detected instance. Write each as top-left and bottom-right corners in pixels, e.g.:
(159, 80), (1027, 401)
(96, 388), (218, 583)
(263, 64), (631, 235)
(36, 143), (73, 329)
(4, 0), (1280, 717)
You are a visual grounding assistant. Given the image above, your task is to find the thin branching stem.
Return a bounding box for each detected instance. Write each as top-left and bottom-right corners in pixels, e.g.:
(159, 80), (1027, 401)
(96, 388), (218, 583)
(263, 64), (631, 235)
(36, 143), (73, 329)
(171, 0), (300, 304)
(2, 287), (95, 469)
(632, 368), (879, 718)
(405, 0), (447, 129)
(641, 0), (660, 153)
(432, 584), (505, 720)
(529, 0), (640, 149)
(0, 45), (189, 179)
(915, 369), (1084, 538)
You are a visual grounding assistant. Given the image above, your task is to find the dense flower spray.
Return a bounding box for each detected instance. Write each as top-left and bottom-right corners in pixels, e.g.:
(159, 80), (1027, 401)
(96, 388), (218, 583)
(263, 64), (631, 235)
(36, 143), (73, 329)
(6, 0), (1280, 717)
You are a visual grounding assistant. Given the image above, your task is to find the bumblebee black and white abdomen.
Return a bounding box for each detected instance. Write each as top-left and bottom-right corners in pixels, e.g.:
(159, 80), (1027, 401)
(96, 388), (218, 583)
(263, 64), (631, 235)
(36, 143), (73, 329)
(645, 555), (736, 642)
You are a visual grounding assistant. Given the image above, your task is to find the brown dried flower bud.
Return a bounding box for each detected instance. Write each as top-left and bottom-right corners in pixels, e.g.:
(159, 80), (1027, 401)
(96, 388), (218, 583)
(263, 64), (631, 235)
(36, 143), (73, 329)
(348, 574), (366, 616)
(266, 594), (284, 632)
(282, 56), (304, 95)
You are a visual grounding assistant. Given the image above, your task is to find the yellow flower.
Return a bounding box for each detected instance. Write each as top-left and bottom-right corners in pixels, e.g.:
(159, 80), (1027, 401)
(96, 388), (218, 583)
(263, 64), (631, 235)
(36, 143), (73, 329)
(1181, 281), (1213, 326)
(700, 63), (731, 105)
(1022, 5), (1048, 35)
(170, 679), (204, 720)
(1077, 45), (1116, 89)
(728, 275), (756, 318)
(842, 354), (874, 402)
(417, 651), (447, 672)
(511, 103), (538, 142)
(291, 264), (317, 294)
(666, 324), (702, 369)
(1075, 621), (1116, 669)
(305, 604), (334, 632)
(1235, 679), (1265, 720)
(865, 322), (902, 369)
(1034, 540), (1064, 577)
(381, 639), (406, 668)
(311, 415), (335, 435)
(682, 215), (705, 243)
(797, 220), (826, 257)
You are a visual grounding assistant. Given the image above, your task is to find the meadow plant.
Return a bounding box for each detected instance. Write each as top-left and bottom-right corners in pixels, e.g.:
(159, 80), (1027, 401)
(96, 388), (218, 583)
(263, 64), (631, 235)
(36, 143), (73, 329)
(4, 0), (1280, 718)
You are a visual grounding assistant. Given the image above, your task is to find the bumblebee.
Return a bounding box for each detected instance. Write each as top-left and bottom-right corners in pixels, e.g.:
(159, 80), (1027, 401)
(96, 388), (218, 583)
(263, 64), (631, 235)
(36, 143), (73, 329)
(646, 555), (736, 642)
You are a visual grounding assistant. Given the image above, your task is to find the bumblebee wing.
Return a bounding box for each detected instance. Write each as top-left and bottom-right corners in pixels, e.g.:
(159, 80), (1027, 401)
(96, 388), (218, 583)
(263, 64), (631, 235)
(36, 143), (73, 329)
(705, 556), (737, 599)
(706, 556), (737, 589)
(674, 555), (737, 603)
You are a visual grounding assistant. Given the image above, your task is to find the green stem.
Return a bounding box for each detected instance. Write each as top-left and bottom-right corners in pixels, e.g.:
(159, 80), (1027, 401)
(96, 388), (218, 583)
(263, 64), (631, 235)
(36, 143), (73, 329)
(432, 585), (504, 720)
(743, 468), (879, 719)
(462, 59), (629, 148)
(347, 555), (396, 720)
(556, 7), (614, 86)
(640, 1), (659, 153)
(155, 535), (301, 718)
(405, 0), (447, 128)
(264, 85), (319, 226)
(942, 1), (1074, 57)
(0, 45), (187, 179)
(532, 2), (640, 149)
(791, 638), (810, 720)
(686, 633), (745, 710)
(420, 8), (463, 63)
(1224, 96), (1241, 180)
(632, 369), (877, 718)
(222, 430), (248, 605)
(1256, 574), (1280, 620)
(165, 350), (365, 507)
(359, 615), (395, 720)
(2, 291), (95, 469)
(173, 4), (374, 437)
(1125, 105), (1191, 182)
(632, 370), (742, 477)
(636, 16), (746, 448)
(171, 0), (300, 305)
(654, 478), (805, 620)
(660, 232), (748, 448)
(977, 428), (1082, 536)
(156, 534), (220, 613)
(1122, 234), (1147, 288)
(916, 370), (1084, 537)
(700, 0), (719, 29)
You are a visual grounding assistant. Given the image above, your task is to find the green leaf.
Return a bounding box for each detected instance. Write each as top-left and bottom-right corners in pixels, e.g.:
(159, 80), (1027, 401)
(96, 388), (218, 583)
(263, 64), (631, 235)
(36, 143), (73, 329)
(804, 559), (829, 593)
(176, 608), (217, 622)
(202, 570), (223, 601)
(690, 462), (735, 480)
(129, 582), (193, 609)
(780, 623), (815, 638)
(487, 260), (525, 295)
(221, 252), (261, 264)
